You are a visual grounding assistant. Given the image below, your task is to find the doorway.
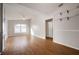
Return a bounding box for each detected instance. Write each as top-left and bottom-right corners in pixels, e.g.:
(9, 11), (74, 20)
(45, 18), (53, 40)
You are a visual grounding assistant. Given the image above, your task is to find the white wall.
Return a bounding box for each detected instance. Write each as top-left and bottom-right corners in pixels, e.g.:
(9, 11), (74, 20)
(3, 4), (8, 51)
(51, 4), (79, 50)
(31, 14), (47, 39)
(3, 19), (8, 40)
(3, 18), (8, 51)
(53, 16), (79, 50)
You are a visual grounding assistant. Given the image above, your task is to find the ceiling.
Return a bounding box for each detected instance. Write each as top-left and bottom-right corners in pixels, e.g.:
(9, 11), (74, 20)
(4, 3), (79, 20)
(19, 3), (60, 14)
(20, 3), (79, 14)
(4, 3), (60, 20)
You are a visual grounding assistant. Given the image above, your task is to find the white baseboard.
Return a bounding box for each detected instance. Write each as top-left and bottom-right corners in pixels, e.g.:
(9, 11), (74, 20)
(53, 40), (79, 50)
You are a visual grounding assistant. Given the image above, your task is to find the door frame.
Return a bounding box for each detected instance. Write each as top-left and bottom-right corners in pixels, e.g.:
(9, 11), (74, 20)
(45, 18), (53, 39)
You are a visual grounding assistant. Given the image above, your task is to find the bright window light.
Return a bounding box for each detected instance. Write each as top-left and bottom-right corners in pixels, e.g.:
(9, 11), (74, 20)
(14, 24), (26, 33)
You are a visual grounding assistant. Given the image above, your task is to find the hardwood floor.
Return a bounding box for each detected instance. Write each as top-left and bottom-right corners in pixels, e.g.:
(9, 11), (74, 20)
(2, 35), (79, 55)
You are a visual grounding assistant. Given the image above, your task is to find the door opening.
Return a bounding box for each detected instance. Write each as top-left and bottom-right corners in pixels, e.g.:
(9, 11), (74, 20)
(45, 18), (53, 41)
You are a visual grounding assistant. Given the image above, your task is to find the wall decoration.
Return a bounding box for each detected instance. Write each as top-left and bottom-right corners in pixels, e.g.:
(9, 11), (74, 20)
(60, 18), (62, 21)
(76, 5), (79, 8)
(67, 10), (69, 13)
(67, 17), (69, 20)
(60, 12), (63, 15)
(58, 3), (63, 7)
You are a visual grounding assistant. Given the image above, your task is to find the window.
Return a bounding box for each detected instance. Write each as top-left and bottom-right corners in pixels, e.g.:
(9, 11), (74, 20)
(14, 24), (26, 33)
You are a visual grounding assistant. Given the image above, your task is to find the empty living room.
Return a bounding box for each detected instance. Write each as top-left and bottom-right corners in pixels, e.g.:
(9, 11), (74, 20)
(0, 3), (79, 55)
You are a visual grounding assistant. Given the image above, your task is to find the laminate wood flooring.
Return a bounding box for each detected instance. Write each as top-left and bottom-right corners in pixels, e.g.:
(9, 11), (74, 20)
(2, 35), (79, 55)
